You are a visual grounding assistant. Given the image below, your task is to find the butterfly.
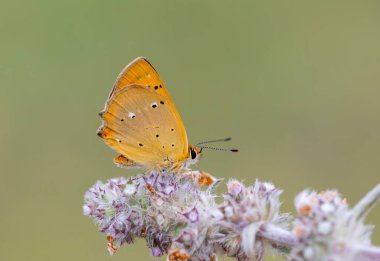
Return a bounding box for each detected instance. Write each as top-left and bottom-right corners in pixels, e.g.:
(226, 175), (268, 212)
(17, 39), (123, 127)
(97, 57), (204, 173)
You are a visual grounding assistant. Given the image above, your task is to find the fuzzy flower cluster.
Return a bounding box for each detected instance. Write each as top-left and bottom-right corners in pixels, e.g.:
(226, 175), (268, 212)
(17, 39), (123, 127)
(83, 172), (380, 261)
(83, 172), (201, 256)
(290, 189), (377, 261)
(84, 171), (293, 260)
(216, 179), (290, 260)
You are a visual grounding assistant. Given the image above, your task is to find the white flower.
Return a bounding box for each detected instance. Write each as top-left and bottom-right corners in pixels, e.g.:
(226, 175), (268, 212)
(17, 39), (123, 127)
(217, 180), (291, 261)
(290, 189), (376, 261)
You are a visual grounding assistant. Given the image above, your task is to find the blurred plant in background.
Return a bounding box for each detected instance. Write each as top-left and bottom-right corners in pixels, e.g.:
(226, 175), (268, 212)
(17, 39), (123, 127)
(83, 171), (380, 261)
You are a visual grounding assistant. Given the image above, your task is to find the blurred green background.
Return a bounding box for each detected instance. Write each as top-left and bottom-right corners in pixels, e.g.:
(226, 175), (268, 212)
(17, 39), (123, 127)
(1, 0), (380, 260)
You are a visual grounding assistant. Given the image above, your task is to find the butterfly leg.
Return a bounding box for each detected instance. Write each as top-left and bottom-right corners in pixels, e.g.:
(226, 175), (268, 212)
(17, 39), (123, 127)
(167, 162), (187, 174)
(113, 154), (142, 169)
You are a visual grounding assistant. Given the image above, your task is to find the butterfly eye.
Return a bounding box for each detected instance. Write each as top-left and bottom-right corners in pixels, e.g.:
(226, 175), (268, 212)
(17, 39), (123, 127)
(190, 148), (197, 160)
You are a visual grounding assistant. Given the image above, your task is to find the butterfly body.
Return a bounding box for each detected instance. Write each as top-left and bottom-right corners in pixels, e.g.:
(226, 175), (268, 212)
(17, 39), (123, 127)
(97, 57), (202, 173)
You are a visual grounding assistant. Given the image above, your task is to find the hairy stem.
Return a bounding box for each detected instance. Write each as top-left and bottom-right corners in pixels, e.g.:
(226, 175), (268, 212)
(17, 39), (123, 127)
(353, 245), (380, 261)
(352, 183), (380, 219)
(258, 223), (298, 247)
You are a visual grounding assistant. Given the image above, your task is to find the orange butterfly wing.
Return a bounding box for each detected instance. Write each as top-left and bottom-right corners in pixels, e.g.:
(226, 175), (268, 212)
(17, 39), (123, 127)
(109, 57), (173, 102)
(98, 58), (191, 170)
(108, 57), (187, 149)
(98, 85), (189, 170)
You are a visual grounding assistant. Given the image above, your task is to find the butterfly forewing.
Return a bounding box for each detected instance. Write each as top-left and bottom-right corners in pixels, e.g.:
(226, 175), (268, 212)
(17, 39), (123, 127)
(98, 85), (189, 170)
(109, 57), (187, 149)
(110, 57), (172, 102)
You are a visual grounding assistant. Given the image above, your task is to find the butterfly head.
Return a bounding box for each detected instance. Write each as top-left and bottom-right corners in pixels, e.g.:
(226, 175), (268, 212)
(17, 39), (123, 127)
(188, 144), (203, 164)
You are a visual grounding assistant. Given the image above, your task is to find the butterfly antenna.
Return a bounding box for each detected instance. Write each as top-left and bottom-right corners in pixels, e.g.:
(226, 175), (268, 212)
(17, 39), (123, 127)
(200, 146), (238, 152)
(196, 137), (232, 146)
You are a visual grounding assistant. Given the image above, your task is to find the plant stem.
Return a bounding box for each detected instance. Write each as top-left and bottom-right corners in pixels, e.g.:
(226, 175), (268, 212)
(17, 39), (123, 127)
(352, 183), (380, 219)
(258, 223), (298, 247)
(353, 245), (380, 261)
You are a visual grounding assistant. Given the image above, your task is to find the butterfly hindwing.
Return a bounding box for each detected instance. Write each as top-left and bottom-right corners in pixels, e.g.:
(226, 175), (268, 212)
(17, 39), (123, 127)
(98, 85), (189, 170)
(113, 154), (141, 169)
